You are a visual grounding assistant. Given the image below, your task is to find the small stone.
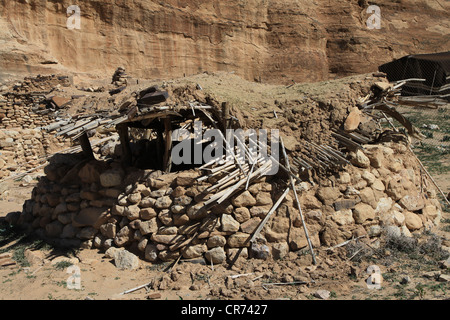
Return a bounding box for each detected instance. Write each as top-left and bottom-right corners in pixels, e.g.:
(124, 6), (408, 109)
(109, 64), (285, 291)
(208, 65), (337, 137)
(207, 235), (227, 248)
(127, 192), (141, 204)
(139, 218), (158, 235)
(344, 107), (361, 132)
(73, 207), (110, 228)
(271, 242), (289, 260)
(313, 289), (330, 300)
(173, 195), (192, 206)
(45, 221), (64, 238)
(221, 214), (240, 232)
(400, 276), (411, 285)
(114, 226), (133, 247)
(114, 250), (139, 270)
(155, 196), (172, 209)
(227, 232), (251, 248)
(204, 247), (226, 264)
(250, 242), (270, 260)
(182, 244), (207, 259)
(353, 203), (375, 224)
(231, 190), (257, 207)
(362, 171), (376, 184)
(240, 217), (261, 234)
(139, 197), (156, 208)
(158, 209), (173, 226)
(316, 187), (341, 205)
(140, 207), (157, 220)
(137, 238), (148, 251)
(226, 247), (248, 261)
(331, 209), (355, 226)
(123, 205), (141, 220)
(144, 244), (158, 262)
(233, 207), (251, 223)
(175, 171), (199, 186)
(404, 211), (423, 231)
(422, 205), (438, 220)
(440, 257), (450, 269)
(99, 170), (123, 187)
(105, 247), (123, 260)
(171, 205), (186, 214)
(372, 179), (385, 191)
(438, 274), (450, 283)
(255, 192), (272, 206)
(147, 293), (161, 300)
(399, 194), (425, 212)
(368, 225), (382, 237)
(339, 172), (351, 184)
(350, 149), (370, 168)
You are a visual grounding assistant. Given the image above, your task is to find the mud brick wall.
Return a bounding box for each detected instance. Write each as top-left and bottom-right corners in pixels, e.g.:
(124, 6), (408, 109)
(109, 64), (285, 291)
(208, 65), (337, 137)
(8, 141), (443, 264)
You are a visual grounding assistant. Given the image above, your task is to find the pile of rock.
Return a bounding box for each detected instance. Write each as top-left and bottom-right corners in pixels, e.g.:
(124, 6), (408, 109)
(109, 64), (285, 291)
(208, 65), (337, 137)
(7, 138), (443, 265)
(6, 74), (71, 94)
(111, 67), (128, 87)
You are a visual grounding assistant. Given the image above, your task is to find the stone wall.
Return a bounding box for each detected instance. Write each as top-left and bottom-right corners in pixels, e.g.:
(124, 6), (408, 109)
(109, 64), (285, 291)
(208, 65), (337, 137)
(7, 139), (443, 265)
(0, 75), (72, 180)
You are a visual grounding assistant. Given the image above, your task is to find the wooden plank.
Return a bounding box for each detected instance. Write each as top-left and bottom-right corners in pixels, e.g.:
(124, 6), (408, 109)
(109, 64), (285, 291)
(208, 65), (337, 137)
(124, 110), (181, 123)
(0, 258), (16, 267)
(221, 102), (230, 132)
(137, 91), (168, 106)
(163, 117), (173, 173)
(116, 123), (132, 166)
(249, 187), (290, 243)
(281, 137), (317, 265)
(55, 118), (93, 136)
(78, 132), (95, 160)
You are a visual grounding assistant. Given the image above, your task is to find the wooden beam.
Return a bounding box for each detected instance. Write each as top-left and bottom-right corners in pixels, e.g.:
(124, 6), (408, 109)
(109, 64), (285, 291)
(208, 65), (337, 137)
(163, 117), (173, 172)
(281, 137), (317, 265)
(116, 123), (132, 166)
(78, 132), (95, 160)
(221, 102), (229, 133)
(249, 187), (290, 243)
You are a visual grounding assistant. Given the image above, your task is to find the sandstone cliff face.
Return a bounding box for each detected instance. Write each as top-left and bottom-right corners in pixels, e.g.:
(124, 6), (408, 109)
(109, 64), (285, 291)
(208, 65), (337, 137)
(0, 0), (448, 84)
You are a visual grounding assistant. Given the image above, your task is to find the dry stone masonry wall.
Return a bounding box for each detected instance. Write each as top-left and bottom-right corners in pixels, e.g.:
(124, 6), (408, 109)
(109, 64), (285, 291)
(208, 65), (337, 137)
(7, 138), (443, 265)
(0, 75), (72, 180)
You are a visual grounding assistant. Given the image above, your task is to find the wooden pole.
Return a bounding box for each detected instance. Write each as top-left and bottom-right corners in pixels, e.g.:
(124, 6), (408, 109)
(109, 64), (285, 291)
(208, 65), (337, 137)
(250, 187), (290, 243)
(163, 117), (172, 173)
(222, 102), (229, 133)
(280, 137), (317, 265)
(78, 132), (95, 160)
(116, 123), (132, 166)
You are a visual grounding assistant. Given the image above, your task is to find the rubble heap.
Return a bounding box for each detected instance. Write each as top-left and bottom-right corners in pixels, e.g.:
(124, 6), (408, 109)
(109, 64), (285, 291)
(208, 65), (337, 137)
(111, 67), (128, 87)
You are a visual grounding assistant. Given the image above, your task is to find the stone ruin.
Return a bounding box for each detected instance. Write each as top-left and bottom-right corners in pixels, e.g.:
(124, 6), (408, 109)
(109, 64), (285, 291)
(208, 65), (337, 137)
(3, 74), (445, 267)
